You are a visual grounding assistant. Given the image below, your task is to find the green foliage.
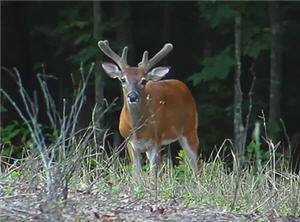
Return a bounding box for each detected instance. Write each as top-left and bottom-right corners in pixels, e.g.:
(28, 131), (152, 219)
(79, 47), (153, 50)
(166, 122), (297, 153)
(0, 119), (59, 160)
(267, 122), (282, 134)
(174, 150), (193, 181)
(111, 185), (118, 193)
(199, 2), (237, 28)
(98, 182), (106, 191)
(30, 5), (96, 68)
(246, 140), (289, 173)
(142, 162), (150, 171)
(56, 199), (64, 205)
(176, 149), (186, 166)
(74, 33), (92, 46)
(55, 8), (94, 64)
(192, 2), (269, 88)
(69, 45), (98, 64)
(30, 4), (120, 69)
(199, 195), (210, 205)
(3, 187), (12, 194)
(246, 141), (258, 162)
(280, 205), (293, 216)
(4, 171), (21, 182)
(0, 105), (8, 112)
(66, 20), (89, 29)
(160, 181), (173, 200)
(45, 128), (58, 143)
(215, 197), (227, 207)
(244, 38), (268, 58)
(188, 46), (234, 86)
(89, 158), (98, 168)
(174, 150), (186, 181)
(183, 193), (191, 205)
(133, 186), (143, 198)
(0, 120), (30, 144)
(241, 17), (270, 59)
(243, 24), (269, 58)
(246, 122), (263, 173)
(245, 122), (291, 173)
(0, 120), (31, 158)
(10, 171), (20, 179)
(191, 2), (271, 152)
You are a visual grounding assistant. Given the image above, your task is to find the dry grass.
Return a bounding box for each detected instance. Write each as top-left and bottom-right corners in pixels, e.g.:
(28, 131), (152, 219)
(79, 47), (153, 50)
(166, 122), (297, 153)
(0, 140), (299, 221)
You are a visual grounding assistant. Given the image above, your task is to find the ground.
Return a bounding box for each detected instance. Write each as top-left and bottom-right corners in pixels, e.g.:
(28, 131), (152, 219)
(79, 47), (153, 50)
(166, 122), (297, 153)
(1, 180), (299, 222)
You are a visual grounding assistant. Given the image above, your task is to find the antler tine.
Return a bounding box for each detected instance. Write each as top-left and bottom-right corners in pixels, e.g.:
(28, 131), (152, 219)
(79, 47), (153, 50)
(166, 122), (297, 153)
(139, 43), (173, 71)
(98, 40), (128, 70)
(138, 51), (149, 67)
(149, 43), (173, 69)
(121, 47), (128, 65)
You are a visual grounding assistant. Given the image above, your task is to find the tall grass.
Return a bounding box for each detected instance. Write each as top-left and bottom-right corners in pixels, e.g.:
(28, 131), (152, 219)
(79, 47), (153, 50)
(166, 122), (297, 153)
(1, 64), (122, 201)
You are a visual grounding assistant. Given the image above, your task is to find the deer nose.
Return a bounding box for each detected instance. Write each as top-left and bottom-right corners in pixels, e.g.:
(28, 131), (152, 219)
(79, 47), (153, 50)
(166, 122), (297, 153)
(128, 91), (139, 103)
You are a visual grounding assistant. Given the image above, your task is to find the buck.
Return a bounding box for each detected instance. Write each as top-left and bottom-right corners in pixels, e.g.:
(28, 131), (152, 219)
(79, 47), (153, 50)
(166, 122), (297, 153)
(98, 40), (199, 174)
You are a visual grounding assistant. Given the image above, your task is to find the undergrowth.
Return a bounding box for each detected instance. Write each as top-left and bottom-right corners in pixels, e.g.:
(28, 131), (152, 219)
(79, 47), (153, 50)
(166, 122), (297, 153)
(1, 135), (299, 218)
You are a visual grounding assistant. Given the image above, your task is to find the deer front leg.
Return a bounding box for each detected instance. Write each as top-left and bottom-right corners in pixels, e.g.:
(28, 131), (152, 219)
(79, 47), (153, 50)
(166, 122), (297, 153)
(146, 145), (162, 200)
(146, 146), (162, 172)
(128, 142), (142, 173)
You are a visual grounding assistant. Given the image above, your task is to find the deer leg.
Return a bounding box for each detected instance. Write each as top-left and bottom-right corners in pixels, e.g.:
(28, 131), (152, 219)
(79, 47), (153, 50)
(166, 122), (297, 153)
(132, 150), (142, 173)
(128, 142), (142, 173)
(146, 145), (162, 200)
(179, 136), (198, 174)
(146, 146), (162, 172)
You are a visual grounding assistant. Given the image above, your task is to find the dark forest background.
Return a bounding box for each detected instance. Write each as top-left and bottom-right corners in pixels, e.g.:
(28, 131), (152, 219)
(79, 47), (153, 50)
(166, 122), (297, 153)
(1, 1), (300, 166)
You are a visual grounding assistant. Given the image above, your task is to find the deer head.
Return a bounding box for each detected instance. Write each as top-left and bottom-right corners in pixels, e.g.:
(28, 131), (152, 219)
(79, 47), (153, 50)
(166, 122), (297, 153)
(98, 40), (173, 105)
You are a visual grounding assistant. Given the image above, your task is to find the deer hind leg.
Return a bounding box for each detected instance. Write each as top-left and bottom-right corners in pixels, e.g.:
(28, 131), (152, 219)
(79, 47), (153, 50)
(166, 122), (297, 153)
(178, 132), (199, 174)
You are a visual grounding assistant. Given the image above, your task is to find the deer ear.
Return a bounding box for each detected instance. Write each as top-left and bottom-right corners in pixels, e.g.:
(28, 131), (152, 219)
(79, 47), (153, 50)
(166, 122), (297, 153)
(101, 62), (122, 79)
(148, 67), (170, 81)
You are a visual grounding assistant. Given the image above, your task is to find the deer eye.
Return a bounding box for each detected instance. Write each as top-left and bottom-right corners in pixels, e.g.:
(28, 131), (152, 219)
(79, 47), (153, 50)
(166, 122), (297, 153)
(140, 78), (147, 86)
(120, 77), (126, 83)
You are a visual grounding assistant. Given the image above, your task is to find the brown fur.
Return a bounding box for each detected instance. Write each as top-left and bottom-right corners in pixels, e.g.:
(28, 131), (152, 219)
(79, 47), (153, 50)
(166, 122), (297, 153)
(119, 78), (199, 157)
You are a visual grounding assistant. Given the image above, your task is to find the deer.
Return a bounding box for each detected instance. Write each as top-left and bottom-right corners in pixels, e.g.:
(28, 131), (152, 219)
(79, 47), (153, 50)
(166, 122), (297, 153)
(98, 40), (199, 174)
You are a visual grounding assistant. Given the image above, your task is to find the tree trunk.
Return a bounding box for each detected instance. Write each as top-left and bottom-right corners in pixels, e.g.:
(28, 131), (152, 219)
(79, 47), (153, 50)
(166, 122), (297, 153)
(93, 1), (105, 135)
(233, 12), (245, 166)
(268, 1), (282, 143)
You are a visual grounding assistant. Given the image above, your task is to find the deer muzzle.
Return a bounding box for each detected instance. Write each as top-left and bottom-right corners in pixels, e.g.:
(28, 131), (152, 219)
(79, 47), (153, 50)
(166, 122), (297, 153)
(127, 91), (139, 104)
